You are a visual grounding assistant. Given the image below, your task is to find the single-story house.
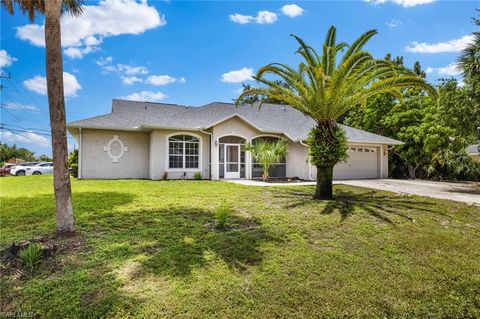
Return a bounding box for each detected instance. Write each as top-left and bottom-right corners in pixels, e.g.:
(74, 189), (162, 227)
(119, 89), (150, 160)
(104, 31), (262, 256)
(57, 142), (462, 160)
(67, 99), (403, 180)
(467, 144), (479, 162)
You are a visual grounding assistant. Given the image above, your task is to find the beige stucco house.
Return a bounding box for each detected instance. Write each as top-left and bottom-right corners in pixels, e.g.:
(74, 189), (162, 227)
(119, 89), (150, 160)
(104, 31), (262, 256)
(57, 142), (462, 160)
(67, 99), (403, 180)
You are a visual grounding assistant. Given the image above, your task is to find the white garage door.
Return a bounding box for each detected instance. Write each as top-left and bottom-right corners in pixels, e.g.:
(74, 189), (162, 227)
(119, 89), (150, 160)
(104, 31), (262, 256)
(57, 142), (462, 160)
(333, 146), (379, 179)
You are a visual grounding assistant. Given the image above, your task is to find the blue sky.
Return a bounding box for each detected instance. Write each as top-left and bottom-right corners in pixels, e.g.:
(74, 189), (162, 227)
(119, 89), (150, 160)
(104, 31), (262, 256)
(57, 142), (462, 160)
(0, 0), (478, 156)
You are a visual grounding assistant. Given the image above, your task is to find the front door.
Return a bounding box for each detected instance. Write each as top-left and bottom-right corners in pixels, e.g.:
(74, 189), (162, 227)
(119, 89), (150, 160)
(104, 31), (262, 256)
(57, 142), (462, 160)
(224, 144), (240, 179)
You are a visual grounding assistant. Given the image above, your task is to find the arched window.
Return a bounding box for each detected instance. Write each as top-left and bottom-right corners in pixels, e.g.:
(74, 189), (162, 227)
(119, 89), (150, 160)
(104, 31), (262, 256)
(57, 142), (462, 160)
(168, 135), (200, 169)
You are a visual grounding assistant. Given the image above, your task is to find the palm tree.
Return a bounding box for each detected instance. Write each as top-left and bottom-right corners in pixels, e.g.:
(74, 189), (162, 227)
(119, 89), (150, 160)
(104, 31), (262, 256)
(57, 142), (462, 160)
(237, 26), (435, 199)
(2, 0), (83, 233)
(458, 13), (480, 82)
(243, 139), (288, 181)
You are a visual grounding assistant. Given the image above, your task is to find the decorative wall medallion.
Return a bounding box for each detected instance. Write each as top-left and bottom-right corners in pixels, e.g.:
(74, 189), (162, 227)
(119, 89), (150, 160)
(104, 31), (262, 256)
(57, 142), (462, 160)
(104, 135), (128, 163)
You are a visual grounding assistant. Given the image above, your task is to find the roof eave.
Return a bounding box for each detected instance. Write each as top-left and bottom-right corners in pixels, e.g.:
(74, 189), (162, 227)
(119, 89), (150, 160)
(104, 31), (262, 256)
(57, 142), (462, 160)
(67, 124), (143, 132)
(346, 140), (404, 146)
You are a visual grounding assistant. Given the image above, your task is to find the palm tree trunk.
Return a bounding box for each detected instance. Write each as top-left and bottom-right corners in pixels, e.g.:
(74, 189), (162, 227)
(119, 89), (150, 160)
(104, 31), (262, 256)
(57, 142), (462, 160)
(45, 0), (75, 234)
(314, 166), (333, 199)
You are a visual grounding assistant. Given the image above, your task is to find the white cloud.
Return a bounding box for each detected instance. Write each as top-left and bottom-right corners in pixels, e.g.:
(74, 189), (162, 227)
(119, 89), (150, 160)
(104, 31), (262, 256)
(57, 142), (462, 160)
(64, 45), (99, 59)
(281, 4), (304, 18)
(256, 11), (278, 24)
(121, 76), (143, 85)
(0, 50), (17, 68)
(16, 0), (165, 59)
(221, 67), (254, 83)
(365, 0), (436, 7)
(23, 76), (47, 95)
(98, 58), (149, 75)
(145, 75), (186, 86)
(386, 20), (402, 29)
(120, 91), (167, 102)
(117, 64), (149, 75)
(426, 63), (462, 76)
(23, 72), (82, 97)
(229, 14), (253, 24)
(0, 130), (49, 146)
(229, 11), (278, 24)
(95, 56), (113, 66)
(406, 34), (474, 53)
(96, 57), (185, 86)
(2, 102), (37, 111)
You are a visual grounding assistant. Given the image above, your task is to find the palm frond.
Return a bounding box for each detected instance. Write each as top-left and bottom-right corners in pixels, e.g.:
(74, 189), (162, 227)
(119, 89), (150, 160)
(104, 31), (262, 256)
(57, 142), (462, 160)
(235, 26), (435, 125)
(1, 0), (83, 22)
(341, 29), (378, 64)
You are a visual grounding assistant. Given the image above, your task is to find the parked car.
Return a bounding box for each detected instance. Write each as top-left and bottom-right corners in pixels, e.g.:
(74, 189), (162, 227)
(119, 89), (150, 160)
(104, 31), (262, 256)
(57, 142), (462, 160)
(26, 162), (54, 175)
(10, 162), (40, 176)
(0, 163), (17, 177)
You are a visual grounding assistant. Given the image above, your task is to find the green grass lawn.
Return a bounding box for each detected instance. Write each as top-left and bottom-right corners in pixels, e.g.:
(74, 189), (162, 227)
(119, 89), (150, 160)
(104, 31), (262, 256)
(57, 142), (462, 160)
(1, 176), (479, 318)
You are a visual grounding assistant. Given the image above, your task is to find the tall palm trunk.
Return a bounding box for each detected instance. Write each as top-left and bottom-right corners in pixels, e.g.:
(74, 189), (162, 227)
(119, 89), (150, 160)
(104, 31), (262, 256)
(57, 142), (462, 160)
(312, 122), (336, 200)
(315, 166), (333, 199)
(45, 0), (75, 234)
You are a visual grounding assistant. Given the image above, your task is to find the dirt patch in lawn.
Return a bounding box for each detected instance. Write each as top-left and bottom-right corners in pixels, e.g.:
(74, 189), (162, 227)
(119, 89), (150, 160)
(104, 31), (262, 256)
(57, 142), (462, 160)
(0, 233), (87, 279)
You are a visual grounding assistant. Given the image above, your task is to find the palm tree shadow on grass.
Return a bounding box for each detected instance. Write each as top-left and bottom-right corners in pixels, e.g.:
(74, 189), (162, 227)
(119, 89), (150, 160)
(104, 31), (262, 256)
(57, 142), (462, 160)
(2, 193), (275, 316)
(272, 187), (441, 225)
(1, 191), (137, 241)
(2, 191), (275, 277)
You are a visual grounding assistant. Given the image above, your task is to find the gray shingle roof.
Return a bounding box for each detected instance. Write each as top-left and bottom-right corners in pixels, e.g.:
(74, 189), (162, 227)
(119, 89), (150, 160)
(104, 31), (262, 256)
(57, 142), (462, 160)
(68, 99), (403, 145)
(467, 144), (479, 154)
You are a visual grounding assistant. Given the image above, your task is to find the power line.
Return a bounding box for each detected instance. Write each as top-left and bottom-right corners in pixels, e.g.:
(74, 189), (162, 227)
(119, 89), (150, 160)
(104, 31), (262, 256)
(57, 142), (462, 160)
(0, 90), (51, 126)
(1, 126), (50, 137)
(0, 106), (23, 122)
(0, 124), (77, 142)
(0, 127), (50, 144)
(1, 74), (77, 145)
(7, 79), (51, 121)
(11, 74), (50, 115)
(2, 73), (51, 125)
(0, 123), (50, 132)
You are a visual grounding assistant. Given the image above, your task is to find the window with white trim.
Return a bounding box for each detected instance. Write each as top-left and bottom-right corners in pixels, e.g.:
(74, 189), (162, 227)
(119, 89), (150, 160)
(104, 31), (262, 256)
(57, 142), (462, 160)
(168, 135), (200, 169)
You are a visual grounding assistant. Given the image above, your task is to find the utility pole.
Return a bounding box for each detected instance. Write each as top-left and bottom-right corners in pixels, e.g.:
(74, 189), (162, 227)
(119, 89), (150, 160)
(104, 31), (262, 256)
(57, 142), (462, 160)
(0, 72), (11, 79)
(0, 72), (11, 91)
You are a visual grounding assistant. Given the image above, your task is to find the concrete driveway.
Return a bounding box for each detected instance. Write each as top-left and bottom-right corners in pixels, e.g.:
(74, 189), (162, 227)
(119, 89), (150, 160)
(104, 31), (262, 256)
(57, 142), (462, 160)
(336, 179), (480, 205)
(226, 179), (480, 205)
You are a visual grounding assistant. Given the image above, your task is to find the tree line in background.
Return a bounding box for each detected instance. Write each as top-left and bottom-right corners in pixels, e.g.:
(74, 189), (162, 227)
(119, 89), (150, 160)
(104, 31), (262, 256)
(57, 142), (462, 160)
(343, 53), (479, 181)
(0, 142), (52, 165)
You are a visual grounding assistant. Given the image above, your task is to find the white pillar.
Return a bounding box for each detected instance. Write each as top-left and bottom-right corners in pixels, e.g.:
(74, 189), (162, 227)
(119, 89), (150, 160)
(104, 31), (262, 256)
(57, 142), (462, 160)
(78, 127), (82, 179)
(211, 137), (219, 180)
(247, 152), (251, 180)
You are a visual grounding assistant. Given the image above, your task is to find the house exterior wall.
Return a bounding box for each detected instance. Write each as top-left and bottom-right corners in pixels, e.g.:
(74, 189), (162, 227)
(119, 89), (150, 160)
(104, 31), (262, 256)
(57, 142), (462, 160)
(210, 116), (291, 180)
(309, 143), (389, 180)
(76, 125), (390, 181)
(80, 129), (150, 179)
(149, 129), (210, 180)
(286, 140), (310, 179)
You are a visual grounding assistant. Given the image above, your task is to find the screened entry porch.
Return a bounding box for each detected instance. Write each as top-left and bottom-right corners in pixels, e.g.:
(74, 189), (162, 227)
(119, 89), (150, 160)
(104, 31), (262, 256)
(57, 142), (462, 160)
(218, 135), (286, 180)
